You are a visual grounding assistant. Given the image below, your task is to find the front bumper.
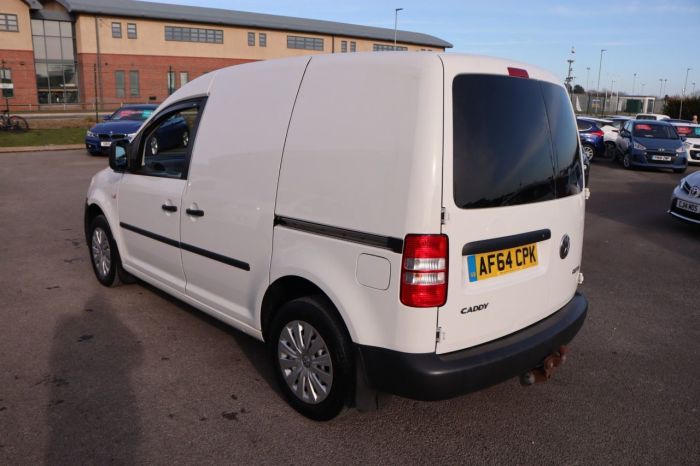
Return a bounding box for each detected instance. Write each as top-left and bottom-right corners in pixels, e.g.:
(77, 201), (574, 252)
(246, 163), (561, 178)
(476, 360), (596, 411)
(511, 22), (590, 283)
(629, 149), (687, 169)
(668, 192), (700, 224)
(358, 292), (588, 401)
(85, 136), (111, 154)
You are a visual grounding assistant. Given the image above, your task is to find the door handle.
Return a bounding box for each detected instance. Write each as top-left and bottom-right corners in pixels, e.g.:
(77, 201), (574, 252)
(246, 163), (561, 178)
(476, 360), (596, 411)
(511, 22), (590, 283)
(161, 204), (177, 212)
(186, 208), (205, 217)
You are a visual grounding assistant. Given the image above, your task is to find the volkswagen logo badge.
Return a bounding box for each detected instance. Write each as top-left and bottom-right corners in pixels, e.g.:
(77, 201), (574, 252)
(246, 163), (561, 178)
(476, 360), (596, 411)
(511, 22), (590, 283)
(691, 186), (700, 198)
(560, 234), (571, 259)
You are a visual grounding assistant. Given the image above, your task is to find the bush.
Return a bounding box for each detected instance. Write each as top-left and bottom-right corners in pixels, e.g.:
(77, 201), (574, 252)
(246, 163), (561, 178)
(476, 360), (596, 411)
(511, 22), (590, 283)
(664, 96), (700, 120)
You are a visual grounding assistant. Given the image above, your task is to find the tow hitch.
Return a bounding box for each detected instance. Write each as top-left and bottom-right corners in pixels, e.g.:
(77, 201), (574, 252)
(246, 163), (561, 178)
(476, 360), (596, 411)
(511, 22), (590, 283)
(519, 346), (569, 386)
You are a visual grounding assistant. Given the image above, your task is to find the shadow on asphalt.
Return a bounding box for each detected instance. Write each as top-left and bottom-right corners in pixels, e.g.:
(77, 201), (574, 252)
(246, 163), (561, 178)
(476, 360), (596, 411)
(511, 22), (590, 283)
(46, 294), (143, 464)
(135, 281), (282, 398)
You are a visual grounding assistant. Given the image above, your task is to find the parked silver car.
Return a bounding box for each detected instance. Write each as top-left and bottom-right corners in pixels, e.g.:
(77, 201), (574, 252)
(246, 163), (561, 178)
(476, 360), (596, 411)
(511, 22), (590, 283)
(669, 171), (700, 224)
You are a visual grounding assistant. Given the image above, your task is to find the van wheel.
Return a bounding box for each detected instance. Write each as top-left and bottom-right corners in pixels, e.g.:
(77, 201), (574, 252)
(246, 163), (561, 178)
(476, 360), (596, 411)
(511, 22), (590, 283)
(622, 153), (632, 169)
(88, 215), (134, 286)
(268, 296), (354, 421)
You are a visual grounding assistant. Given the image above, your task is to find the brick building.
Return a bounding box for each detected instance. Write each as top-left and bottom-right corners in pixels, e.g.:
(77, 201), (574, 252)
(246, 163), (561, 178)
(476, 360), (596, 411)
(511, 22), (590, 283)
(0, 0), (451, 111)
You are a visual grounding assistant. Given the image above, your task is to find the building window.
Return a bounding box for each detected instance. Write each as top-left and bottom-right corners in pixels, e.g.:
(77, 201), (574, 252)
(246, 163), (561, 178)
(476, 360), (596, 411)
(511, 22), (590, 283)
(129, 70), (139, 96)
(115, 71), (125, 98)
(259, 32), (267, 47)
(341, 40), (347, 53)
(287, 35), (323, 51)
(167, 71), (176, 95)
(31, 19), (79, 104)
(164, 26), (223, 44)
(180, 72), (189, 88)
(1, 68), (13, 98)
(112, 22), (122, 38)
(373, 44), (408, 51)
(350, 41), (356, 52)
(127, 23), (137, 39)
(0, 13), (19, 32)
(248, 31), (255, 46)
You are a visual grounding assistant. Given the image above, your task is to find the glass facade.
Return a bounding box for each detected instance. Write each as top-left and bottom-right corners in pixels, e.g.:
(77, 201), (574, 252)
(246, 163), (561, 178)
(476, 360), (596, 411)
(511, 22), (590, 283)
(31, 19), (78, 104)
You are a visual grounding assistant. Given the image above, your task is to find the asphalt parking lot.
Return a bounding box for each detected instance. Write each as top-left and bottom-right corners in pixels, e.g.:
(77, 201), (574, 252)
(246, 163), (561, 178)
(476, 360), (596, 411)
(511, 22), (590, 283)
(0, 149), (698, 464)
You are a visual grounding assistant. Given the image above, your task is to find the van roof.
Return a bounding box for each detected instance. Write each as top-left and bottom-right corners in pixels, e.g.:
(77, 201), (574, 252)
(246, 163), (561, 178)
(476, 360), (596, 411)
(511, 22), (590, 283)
(166, 52), (563, 105)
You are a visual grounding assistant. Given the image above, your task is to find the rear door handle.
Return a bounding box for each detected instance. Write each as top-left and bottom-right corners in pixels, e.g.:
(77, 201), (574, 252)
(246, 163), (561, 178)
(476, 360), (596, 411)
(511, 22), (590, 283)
(186, 208), (204, 217)
(161, 204), (177, 212)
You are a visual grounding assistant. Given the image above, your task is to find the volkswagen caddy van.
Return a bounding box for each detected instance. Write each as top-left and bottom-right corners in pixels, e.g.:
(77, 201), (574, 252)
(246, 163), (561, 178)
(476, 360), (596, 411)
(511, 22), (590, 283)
(85, 53), (588, 420)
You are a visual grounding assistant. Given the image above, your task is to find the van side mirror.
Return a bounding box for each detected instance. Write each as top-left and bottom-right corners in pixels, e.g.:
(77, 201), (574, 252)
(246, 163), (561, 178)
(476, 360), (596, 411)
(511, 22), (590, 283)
(109, 140), (129, 171)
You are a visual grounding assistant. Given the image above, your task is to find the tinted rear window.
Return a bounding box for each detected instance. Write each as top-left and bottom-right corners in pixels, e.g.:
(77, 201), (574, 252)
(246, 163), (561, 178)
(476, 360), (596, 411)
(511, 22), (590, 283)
(453, 74), (583, 209)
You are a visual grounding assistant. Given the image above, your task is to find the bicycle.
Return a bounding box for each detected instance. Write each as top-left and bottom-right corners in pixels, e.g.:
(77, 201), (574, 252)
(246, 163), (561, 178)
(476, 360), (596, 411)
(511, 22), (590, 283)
(0, 109), (29, 132)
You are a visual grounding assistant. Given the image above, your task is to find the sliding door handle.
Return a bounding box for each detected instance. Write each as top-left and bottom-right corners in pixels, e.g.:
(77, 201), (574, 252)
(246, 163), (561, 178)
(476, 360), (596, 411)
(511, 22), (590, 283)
(186, 208), (204, 217)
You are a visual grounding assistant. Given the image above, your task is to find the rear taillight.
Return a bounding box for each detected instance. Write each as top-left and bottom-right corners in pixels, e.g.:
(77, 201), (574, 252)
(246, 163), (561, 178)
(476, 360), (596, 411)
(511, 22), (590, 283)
(400, 234), (448, 307)
(591, 129), (604, 137)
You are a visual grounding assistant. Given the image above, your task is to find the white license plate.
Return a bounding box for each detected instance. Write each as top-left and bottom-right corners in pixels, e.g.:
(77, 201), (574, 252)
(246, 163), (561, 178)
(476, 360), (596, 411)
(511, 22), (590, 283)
(100, 141), (112, 147)
(677, 199), (699, 213)
(651, 155), (672, 161)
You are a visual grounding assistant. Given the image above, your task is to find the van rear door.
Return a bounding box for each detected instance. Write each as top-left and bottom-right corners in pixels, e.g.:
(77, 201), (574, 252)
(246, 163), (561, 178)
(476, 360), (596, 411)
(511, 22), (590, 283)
(437, 62), (585, 355)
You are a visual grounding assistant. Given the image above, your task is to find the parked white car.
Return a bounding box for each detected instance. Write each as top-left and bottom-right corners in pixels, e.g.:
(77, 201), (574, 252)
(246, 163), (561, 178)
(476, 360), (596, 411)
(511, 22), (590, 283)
(84, 53), (588, 420)
(636, 113), (670, 121)
(669, 122), (700, 165)
(669, 171), (700, 224)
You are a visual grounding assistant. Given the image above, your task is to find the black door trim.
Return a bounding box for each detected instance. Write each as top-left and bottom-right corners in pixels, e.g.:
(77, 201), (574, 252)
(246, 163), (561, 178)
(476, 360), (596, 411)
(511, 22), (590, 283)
(119, 222), (250, 271)
(274, 216), (404, 254)
(462, 229), (551, 256)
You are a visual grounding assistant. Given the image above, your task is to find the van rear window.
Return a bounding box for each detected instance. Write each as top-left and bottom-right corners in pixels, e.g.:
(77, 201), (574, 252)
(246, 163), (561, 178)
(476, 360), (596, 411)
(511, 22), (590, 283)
(452, 74), (583, 209)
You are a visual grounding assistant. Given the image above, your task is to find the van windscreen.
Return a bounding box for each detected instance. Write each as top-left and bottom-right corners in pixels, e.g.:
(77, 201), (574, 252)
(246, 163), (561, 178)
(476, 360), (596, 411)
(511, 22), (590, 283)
(452, 74), (583, 209)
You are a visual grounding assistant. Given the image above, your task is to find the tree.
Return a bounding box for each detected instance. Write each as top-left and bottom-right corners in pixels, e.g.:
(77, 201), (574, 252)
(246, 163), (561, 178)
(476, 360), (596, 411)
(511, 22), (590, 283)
(573, 84), (585, 94)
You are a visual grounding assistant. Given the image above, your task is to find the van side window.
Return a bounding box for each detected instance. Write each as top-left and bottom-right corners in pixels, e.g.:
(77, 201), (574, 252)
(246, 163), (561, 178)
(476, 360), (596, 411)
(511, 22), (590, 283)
(137, 100), (204, 179)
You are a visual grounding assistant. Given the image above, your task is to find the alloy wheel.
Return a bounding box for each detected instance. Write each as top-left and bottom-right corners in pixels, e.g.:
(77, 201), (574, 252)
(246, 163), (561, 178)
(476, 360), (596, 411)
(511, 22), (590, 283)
(91, 227), (112, 279)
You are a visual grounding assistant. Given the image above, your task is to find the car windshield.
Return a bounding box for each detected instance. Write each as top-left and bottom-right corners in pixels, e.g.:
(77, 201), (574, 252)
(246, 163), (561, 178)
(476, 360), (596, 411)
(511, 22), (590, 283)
(111, 108), (154, 121)
(633, 123), (678, 139)
(674, 126), (700, 137)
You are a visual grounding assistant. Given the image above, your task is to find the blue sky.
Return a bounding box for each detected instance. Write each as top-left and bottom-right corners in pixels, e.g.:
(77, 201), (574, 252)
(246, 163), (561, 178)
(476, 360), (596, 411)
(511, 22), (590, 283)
(150, 0), (700, 96)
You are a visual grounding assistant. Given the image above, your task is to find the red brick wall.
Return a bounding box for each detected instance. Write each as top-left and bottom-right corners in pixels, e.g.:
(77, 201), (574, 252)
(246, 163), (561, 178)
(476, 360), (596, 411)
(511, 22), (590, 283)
(0, 50), (37, 111)
(78, 53), (256, 109)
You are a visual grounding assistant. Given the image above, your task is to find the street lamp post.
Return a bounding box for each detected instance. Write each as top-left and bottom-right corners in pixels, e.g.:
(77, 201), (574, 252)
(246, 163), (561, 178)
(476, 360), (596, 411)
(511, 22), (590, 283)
(679, 67), (692, 119)
(692, 82), (696, 95)
(632, 72), (637, 95)
(596, 49), (606, 115)
(659, 78), (663, 97)
(663, 78), (668, 97)
(641, 83), (645, 94)
(394, 8), (403, 49)
(585, 67), (590, 92)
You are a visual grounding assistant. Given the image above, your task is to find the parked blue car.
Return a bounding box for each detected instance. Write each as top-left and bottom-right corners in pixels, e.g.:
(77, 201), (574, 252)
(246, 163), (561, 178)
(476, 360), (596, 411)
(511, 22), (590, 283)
(576, 117), (605, 161)
(614, 120), (688, 173)
(85, 105), (158, 155)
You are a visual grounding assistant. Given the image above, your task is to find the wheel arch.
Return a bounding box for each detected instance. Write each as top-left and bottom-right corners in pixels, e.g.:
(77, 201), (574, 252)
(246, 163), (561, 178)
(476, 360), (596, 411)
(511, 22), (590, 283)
(260, 275), (352, 345)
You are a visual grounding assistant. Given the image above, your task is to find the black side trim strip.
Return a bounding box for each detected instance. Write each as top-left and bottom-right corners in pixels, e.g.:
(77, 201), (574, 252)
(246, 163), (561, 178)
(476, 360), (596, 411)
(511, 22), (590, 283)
(462, 229), (551, 256)
(180, 242), (250, 271)
(274, 216), (404, 254)
(120, 222), (180, 248)
(119, 222), (250, 271)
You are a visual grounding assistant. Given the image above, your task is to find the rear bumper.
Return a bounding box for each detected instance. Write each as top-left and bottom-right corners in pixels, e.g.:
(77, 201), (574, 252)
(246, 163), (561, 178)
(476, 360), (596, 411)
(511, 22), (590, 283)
(358, 292), (588, 401)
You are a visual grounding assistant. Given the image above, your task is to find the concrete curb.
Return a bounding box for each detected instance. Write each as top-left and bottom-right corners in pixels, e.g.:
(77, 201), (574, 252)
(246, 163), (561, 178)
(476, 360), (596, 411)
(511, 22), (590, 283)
(0, 144), (85, 153)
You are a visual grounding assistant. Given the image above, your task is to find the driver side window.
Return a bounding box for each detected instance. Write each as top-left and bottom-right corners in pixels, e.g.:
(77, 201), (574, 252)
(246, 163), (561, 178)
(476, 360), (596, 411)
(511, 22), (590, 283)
(137, 100), (203, 179)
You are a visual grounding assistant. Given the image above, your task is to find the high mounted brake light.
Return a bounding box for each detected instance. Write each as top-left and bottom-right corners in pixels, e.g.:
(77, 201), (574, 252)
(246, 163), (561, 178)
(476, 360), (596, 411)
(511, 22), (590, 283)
(400, 234), (448, 307)
(507, 67), (529, 78)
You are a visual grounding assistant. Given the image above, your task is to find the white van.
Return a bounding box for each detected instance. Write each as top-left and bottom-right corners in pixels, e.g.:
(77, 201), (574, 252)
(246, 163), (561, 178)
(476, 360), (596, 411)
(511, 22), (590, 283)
(85, 53), (588, 420)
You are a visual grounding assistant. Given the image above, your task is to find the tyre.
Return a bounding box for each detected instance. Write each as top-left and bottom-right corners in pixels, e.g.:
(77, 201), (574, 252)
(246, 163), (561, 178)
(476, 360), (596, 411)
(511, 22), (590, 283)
(88, 215), (134, 286)
(9, 116), (29, 132)
(149, 137), (158, 155)
(182, 130), (189, 148)
(622, 152), (632, 170)
(582, 144), (595, 162)
(268, 296), (354, 421)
